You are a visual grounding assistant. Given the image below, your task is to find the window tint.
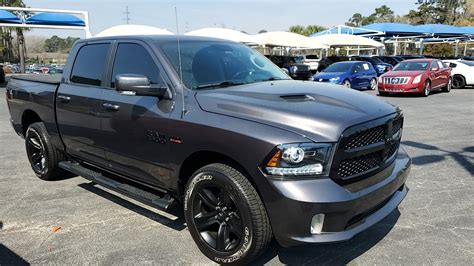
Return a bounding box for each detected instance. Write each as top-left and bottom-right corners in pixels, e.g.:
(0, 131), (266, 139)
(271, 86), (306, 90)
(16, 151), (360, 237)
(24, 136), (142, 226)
(111, 43), (161, 87)
(353, 63), (363, 72)
(71, 44), (110, 86)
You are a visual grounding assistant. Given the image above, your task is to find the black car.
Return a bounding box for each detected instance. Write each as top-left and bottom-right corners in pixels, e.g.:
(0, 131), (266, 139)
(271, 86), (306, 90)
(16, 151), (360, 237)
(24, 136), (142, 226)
(0, 65), (5, 83)
(317, 56), (349, 72)
(373, 56), (403, 66)
(6, 35), (410, 264)
(267, 55), (312, 80)
(397, 55), (425, 60)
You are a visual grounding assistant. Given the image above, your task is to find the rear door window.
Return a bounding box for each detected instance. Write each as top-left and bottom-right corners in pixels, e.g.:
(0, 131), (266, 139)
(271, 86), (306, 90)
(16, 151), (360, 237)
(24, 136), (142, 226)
(70, 44), (110, 86)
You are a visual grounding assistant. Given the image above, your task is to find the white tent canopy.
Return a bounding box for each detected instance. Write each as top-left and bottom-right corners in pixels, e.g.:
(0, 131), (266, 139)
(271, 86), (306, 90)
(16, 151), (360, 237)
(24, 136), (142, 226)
(185, 28), (256, 44)
(253, 31), (328, 49)
(95, 24), (174, 37)
(309, 34), (384, 48)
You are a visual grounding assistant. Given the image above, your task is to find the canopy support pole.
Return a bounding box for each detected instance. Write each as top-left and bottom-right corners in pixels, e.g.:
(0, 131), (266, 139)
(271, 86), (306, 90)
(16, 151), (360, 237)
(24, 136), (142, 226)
(357, 46), (360, 55)
(419, 39), (424, 55)
(454, 40), (460, 58)
(464, 42), (468, 56)
(393, 39), (398, 56)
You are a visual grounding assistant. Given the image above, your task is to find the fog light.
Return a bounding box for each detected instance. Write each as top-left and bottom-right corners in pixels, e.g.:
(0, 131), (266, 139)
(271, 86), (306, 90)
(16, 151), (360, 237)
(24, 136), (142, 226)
(310, 214), (325, 234)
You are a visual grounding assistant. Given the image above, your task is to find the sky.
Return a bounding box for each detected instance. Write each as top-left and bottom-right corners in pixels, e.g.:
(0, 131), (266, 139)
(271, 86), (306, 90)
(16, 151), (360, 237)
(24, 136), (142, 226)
(22, 0), (419, 38)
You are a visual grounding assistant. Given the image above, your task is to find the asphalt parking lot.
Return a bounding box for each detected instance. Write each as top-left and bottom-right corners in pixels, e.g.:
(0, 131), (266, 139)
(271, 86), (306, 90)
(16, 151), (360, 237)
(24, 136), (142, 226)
(0, 83), (473, 265)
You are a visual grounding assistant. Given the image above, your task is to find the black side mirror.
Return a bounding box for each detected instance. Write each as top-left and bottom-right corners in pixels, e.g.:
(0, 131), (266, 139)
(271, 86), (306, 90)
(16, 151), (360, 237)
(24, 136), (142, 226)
(115, 74), (172, 99)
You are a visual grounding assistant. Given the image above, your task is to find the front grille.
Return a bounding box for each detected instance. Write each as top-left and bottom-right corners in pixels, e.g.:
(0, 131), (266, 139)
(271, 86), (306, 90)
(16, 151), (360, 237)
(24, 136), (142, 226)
(344, 126), (385, 150)
(384, 77), (410, 85)
(330, 113), (403, 184)
(338, 151), (383, 178)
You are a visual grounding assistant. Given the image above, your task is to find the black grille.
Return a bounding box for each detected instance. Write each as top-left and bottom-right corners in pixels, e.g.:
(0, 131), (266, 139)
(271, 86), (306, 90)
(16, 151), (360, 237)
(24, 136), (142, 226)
(330, 114), (403, 184)
(344, 126), (385, 150)
(338, 151), (383, 178)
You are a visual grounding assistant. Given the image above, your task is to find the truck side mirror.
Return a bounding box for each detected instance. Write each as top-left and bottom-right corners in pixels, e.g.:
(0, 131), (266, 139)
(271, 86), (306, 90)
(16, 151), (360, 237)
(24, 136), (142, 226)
(115, 74), (172, 100)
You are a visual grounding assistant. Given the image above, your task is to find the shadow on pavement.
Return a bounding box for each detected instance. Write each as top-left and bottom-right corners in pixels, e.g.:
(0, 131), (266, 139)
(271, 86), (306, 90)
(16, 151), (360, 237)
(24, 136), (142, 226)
(78, 182), (186, 231)
(254, 209), (401, 265)
(0, 244), (30, 265)
(403, 141), (473, 175)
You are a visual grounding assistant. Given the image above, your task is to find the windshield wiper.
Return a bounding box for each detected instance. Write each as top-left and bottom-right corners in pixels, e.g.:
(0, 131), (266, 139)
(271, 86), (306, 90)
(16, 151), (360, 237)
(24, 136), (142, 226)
(254, 77), (286, 82)
(194, 81), (246, 90)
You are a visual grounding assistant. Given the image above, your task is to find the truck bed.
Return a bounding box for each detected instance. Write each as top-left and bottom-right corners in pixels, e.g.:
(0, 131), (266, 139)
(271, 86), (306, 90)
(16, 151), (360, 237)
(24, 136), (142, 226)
(11, 74), (62, 84)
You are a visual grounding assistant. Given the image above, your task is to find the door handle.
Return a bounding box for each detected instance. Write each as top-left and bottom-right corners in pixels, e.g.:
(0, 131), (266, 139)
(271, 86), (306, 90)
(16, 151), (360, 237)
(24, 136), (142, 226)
(102, 102), (120, 111)
(57, 95), (71, 103)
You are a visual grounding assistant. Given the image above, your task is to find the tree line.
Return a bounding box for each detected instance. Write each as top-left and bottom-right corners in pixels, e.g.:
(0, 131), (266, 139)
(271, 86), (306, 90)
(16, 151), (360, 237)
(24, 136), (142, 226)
(286, 0), (473, 57)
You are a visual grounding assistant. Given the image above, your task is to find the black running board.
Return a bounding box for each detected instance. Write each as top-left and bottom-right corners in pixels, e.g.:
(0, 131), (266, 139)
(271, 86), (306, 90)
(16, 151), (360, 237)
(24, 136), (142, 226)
(59, 161), (175, 211)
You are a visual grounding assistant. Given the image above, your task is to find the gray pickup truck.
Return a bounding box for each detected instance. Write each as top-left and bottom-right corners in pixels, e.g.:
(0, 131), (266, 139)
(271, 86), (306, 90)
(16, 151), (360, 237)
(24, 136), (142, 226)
(6, 35), (411, 264)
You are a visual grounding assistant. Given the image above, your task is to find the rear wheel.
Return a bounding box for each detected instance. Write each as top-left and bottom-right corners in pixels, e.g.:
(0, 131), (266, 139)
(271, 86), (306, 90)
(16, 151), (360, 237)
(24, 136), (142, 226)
(452, 75), (465, 89)
(184, 163), (272, 264)
(422, 80), (430, 97)
(369, 78), (378, 90)
(442, 78), (452, 92)
(25, 122), (66, 180)
(342, 79), (351, 88)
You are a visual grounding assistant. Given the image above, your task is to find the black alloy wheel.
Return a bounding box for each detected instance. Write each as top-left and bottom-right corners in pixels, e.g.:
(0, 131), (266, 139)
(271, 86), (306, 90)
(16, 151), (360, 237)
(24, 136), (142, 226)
(184, 163), (272, 264)
(25, 122), (67, 180)
(26, 127), (48, 175)
(193, 184), (243, 253)
(452, 75), (465, 89)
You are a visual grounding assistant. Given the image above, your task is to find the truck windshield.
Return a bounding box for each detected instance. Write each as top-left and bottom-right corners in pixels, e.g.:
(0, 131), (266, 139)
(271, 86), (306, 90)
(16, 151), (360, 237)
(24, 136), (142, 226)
(159, 41), (290, 90)
(393, 61), (429, 71)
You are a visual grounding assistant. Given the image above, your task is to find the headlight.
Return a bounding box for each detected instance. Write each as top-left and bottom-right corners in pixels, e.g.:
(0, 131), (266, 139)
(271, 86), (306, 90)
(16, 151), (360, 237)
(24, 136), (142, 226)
(263, 143), (334, 177)
(290, 66), (298, 73)
(412, 74), (422, 84)
(329, 76), (340, 82)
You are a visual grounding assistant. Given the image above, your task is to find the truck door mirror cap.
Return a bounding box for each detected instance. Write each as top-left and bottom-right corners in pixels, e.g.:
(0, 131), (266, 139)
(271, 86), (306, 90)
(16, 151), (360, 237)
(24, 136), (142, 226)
(115, 74), (172, 100)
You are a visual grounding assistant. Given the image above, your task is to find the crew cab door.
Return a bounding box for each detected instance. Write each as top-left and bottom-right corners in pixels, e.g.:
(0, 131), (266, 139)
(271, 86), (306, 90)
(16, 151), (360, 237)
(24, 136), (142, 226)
(100, 41), (174, 188)
(56, 42), (111, 166)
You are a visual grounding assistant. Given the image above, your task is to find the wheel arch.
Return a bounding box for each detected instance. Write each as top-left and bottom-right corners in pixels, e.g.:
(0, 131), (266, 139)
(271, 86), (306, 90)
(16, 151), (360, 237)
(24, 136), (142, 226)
(177, 150), (259, 200)
(21, 109), (42, 136)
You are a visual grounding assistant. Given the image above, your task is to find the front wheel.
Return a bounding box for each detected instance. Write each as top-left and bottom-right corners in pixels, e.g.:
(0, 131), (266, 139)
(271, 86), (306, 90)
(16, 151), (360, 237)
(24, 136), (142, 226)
(422, 80), (431, 97)
(184, 163), (272, 264)
(369, 78), (378, 90)
(342, 79), (351, 88)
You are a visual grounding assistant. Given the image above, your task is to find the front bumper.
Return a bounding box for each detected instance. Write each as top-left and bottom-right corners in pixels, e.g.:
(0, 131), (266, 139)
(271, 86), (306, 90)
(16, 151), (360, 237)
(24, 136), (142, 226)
(260, 147), (411, 247)
(378, 82), (423, 93)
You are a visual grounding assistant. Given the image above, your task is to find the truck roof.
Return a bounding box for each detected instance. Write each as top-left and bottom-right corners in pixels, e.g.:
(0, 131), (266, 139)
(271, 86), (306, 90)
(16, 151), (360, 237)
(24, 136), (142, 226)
(80, 35), (234, 44)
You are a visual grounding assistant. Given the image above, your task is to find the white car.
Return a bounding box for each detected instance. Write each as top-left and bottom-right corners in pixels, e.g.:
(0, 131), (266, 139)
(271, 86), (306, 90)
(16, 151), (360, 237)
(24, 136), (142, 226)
(443, 60), (474, 89)
(295, 54), (319, 73)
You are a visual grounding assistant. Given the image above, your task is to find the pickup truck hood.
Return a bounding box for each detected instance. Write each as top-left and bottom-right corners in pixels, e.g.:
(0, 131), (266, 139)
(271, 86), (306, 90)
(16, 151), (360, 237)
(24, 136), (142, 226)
(195, 80), (398, 142)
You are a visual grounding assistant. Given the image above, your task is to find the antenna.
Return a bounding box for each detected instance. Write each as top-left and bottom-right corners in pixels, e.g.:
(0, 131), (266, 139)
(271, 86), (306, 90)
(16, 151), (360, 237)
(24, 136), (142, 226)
(123, 6), (130, 24)
(175, 7), (186, 117)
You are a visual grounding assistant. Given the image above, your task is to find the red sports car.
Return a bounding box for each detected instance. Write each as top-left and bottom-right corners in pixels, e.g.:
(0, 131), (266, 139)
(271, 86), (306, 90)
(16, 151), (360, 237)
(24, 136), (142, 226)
(378, 59), (452, 97)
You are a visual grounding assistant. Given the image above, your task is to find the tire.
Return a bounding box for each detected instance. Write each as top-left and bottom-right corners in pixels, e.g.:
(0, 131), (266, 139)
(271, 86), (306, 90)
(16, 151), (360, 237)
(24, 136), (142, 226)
(184, 163), (272, 264)
(368, 78), (378, 90)
(25, 122), (66, 180)
(422, 80), (430, 97)
(442, 78), (452, 92)
(452, 75), (465, 89)
(342, 79), (351, 88)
